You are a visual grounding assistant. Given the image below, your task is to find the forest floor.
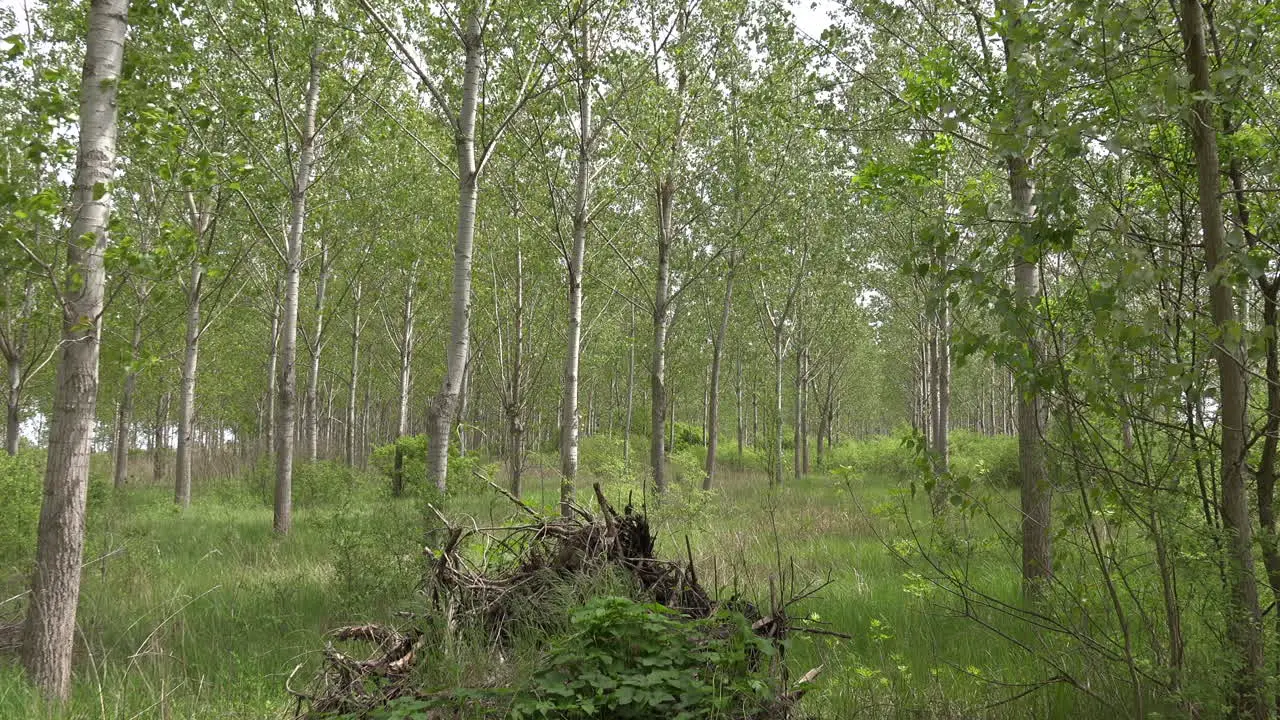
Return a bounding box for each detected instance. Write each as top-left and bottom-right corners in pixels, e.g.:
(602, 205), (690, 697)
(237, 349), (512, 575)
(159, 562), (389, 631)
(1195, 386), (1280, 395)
(0, 453), (1094, 719)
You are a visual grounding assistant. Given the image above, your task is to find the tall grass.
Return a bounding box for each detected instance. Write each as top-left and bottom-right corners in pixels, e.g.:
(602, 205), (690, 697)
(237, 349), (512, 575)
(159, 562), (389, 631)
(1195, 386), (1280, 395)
(0, 435), (1181, 718)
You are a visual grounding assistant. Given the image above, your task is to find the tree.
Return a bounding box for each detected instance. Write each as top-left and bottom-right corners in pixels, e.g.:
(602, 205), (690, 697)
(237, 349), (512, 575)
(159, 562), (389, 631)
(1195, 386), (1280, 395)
(21, 0), (130, 699)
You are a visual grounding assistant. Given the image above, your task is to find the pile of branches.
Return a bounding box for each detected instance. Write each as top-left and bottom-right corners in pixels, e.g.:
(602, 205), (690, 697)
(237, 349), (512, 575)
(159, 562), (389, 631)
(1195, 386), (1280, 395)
(294, 482), (834, 719)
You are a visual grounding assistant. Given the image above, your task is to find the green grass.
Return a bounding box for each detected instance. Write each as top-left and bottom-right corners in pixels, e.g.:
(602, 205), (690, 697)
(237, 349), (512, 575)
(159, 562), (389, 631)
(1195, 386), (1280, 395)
(0, 445), (1184, 718)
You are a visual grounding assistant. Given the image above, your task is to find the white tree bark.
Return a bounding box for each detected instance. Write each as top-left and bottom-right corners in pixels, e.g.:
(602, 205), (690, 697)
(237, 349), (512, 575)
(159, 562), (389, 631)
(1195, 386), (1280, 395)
(2, 280), (37, 455)
(274, 41), (323, 535)
(112, 316), (142, 488)
(704, 257), (736, 489)
(650, 182), (673, 493)
(427, 9), (483, 493)
(22, 0), (129, 700)
(559, 15), (593, 516)
(345, 280), (362, 466)
(174, 242), (204, 507)
(392, 265), (416, 496)
(264, 280), (281, 454)
(304, 241), (330, 462)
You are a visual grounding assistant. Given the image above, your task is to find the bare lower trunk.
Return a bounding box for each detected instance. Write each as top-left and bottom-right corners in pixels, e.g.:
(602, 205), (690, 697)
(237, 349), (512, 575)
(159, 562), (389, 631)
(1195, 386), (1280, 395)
(1000, 0), (1051, 598)
(507, 246), (524, 495)
(152, 391), (169, 484)
(793, 342), (802, 483)
(7, 355), (23, 455)
(113, 319), (142, 488)
(624, 304), (635, 465)
(305, 242), (329, 462)
(265, 283), (281, 454)
(22, 0), (128, 699)
(427, 12), (483, 494)
(705, 259), (736, 489)
(346, 281), (362, 466)
(650, 182), (674, 494)
(772, 342), (784, 487)
(930, 302), (951, 515)
(275, 40), (323, 535)
(735, 355), (744, 463)
(1179, 0), (1265, 711)
(175, 260), (203, 507)
(562, 66), (591, 513)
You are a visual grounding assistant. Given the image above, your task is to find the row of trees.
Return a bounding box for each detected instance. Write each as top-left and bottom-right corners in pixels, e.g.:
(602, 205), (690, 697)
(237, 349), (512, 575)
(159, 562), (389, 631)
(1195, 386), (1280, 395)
(7, 0), (1280, 714)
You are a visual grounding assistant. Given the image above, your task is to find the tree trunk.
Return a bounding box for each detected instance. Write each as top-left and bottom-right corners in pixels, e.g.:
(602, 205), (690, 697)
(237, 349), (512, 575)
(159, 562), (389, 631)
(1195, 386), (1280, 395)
(393, 269), (416, 496)
(930, 301), (951, 515)
(265, 281), (281, 455)
(705, 258), (736, 489)
(5, 353), (20, 455)
(152, 391), (169, 484)
(650, 181), (673, 494)
(793, 341), (803, 483)
(427, 11), (483, 494)
(735, 354), (744, 464)
(112, 318), (142, 488)
(1000, 0), (1052, 598)
(175, 255), (203, 507)
(305, 242), (329, 462)
(275, 39), (323, 535)
(772, 340), (784, 487)
(1178, 0), (1265, 711)
(346, 281), (362, 466)
(507, 243), (525, 496)
(559, 18), (592, 515)
(624, 303), (635, 465)
(22, 0), (129, 699)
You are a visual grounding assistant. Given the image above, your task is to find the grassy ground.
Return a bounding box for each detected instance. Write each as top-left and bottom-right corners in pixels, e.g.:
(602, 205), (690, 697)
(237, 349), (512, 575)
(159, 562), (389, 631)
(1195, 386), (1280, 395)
(0, 449), (1110, 719)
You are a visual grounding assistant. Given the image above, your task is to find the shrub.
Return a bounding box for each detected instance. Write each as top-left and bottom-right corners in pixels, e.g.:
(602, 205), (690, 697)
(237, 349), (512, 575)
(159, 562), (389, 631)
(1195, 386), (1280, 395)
(671, 422), (704, 451)
(0, 449), (42, 573)
(511, 596), (774, 719)
(369, 435), (498, 496)
(949, 431), (1019, 488)
(827, 433), (917, 482)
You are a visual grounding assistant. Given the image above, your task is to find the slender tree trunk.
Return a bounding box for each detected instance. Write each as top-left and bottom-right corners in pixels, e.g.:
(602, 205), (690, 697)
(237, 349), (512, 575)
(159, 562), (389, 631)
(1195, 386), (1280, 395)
(175, 256), (203, 507)
(735, 355), (744, 464)
(265, 281), (281, 455)
(1000, 0), (1052, 597)
(1256, 283), (1280, 714)
(305, 242), (329, 462)
(22, 0), (129, 699)
(2, 280), (36, 455)
(624, 304), (635, 465)
(275, 39), (323, 535)
(705, 259), (736, 489)
(650, 181), (674, 494)
(772, 339), (784, 487)
(152, 391), (169, 484)
(392, 265), (417, 496)
(507, 243), (525, 496)
(346, 281), (362, 466)
(5, 353), (21, 455)
(793, 342), (803, 483)
(930, 302), (951, 515)
(560, 17), (593, 516)
(112, 318), (142, 488)
(1178, 1), (1265, 711)
(427, 11), (483, 494)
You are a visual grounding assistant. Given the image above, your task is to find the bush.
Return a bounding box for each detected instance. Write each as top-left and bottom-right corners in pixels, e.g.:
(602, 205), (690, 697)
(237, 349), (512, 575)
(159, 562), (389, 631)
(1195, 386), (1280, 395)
(827, 433), (917, 482)
(949, 431), (1019, 488)
(0, 449), (42, 573)
(511, 596), (774, 719)
(671, 422), (704, 451)
(826, 430), (1018, 488)
(369, 435), (498, 496)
